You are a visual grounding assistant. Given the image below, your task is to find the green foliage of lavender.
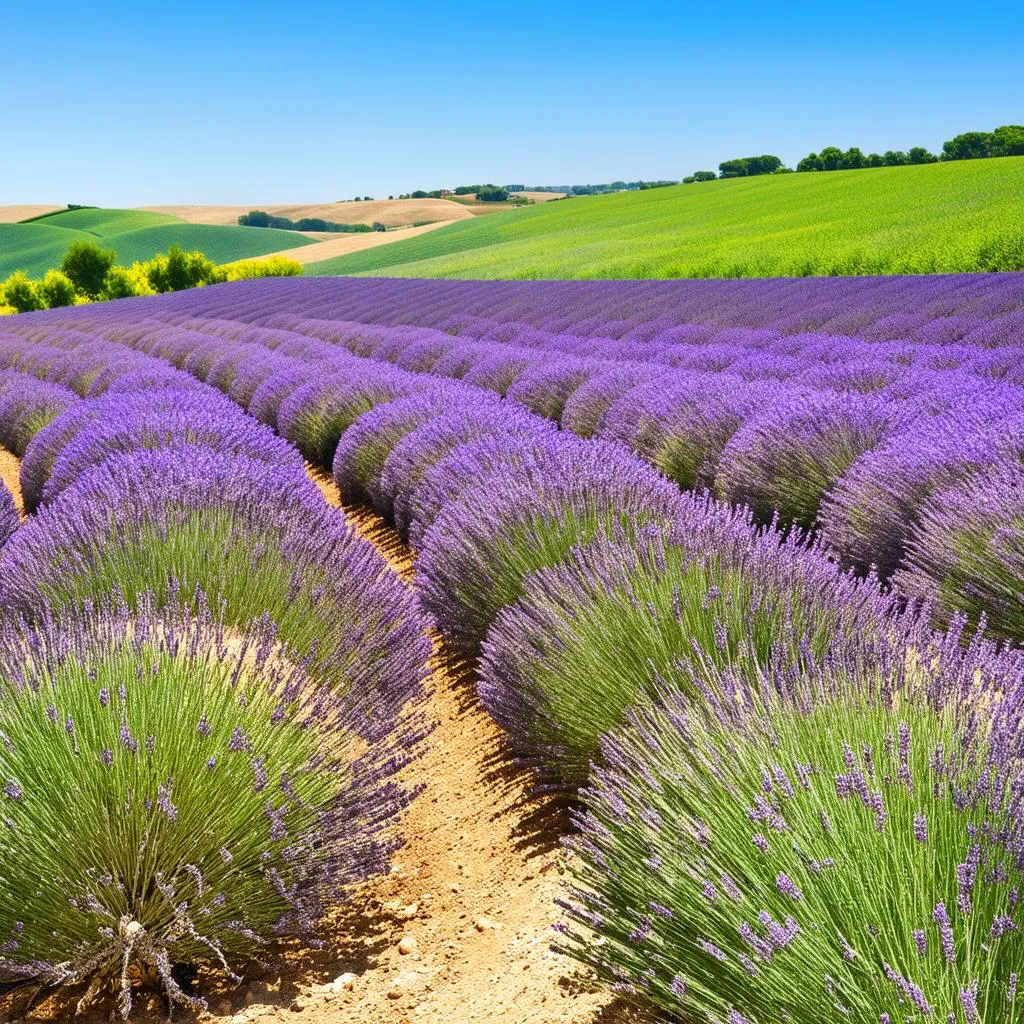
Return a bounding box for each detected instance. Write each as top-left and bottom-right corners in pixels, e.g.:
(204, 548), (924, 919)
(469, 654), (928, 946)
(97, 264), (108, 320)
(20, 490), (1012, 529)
(479, 524), (903, 789)
(0, 604), (358, 1015)
(559, 652), (1024, 1023)
(0, 450), (425, 714)
(896, 461), (1024, 645)
(417, 440), (686, 658)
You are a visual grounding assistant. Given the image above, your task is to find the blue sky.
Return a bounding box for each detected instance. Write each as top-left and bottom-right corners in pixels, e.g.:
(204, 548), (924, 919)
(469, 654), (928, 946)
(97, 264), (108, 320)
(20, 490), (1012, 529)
(1, 0), (1021, 205)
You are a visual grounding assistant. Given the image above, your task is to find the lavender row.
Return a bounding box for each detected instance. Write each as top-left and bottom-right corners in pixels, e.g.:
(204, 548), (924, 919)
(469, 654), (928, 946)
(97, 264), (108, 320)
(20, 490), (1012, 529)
(20, 273), (1024, 641)
(8, 283), (1024, 1020)
(0, 335), (433, 1013)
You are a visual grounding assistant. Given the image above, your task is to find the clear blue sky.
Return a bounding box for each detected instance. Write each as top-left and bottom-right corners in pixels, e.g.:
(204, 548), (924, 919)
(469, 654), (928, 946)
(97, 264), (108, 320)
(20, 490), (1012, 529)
(1, 0), (1021, 205)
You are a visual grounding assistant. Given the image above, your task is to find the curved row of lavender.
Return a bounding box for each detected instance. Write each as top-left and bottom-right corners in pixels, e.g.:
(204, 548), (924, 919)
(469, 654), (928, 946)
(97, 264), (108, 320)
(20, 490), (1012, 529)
(0, 331), (433, 1015)
(8, 272), (1023, 642)
(6, 279), (1024, 1020)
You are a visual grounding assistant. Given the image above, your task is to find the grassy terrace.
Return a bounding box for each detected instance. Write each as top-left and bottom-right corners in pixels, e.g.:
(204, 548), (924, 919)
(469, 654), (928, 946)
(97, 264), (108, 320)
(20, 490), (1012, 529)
(306, 157), (1024, 279)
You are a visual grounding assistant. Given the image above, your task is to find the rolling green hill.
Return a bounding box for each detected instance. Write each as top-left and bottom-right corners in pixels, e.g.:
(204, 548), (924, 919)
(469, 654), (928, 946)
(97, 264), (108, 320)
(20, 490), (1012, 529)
(32, 207), (182, 234)
(99, 224), (314, 266)
(306, 157), (1024, 279)
(0, 208), (315, 279)
(0, 223), (88, 278)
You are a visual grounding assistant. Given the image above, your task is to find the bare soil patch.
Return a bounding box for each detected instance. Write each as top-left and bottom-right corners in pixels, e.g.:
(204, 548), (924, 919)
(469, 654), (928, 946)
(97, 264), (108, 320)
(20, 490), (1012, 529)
(230, 221), (460, 267)
(511, 192), (566, 203)
(141, 200), (474, 230)
(0, 206), (62, 223)
(0, 446), (25, 517)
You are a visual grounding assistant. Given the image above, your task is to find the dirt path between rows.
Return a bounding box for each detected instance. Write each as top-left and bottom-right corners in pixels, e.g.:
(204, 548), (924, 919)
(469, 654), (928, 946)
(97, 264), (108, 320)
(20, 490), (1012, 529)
(0, 445), (25, 517)
(233, 220), (462, 267)
(3, 459), (643, 1024)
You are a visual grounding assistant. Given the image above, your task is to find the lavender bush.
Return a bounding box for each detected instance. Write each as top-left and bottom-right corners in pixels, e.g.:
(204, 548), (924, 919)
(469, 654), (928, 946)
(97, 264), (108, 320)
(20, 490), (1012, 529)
(1, 448), (430, 734)
(333, 391), (457, 506)
(558, 632), (1024, 1022)
(0, 596), (424, 1016)
(407, 433), (558, 548)
(896, 460), (1024, 642)
(479, 516), (910, 788)
(560, 365), (665, 437)
(821, 412), (1024, 580)
(0, 373), (80, 456)
(716, 393), (910, 531)
(34, 391), (301, 507)
(0, 482), (17, 546)
(277, 369), (420, 467)
(377, 403), (551, 535)
(602, 373), (769, 491)
(417, 438), (686, 657)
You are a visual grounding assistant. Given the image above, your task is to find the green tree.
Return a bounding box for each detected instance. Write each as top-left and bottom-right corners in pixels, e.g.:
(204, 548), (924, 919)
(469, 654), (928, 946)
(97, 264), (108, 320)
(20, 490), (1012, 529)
(882, 150), (908, 166)
(796, 152), (822, 172)
(718, 156), (781, 178)
(477, 186), (510, 202)
(238, 210), (272, 227)
(842, 147), (866, 169)
(60, 241), (116, 299)
(146, 246), (223, 293)
(101, 266), (146, 300)
(38, 270), (77, 308)
(1, 272), (44, 312)
(908, 146), (938, 164)
(942, 130), (993, 160)
(818, 146), (845, 171)
(991, 125), (1024, 156)
(866, 153), (885, 167)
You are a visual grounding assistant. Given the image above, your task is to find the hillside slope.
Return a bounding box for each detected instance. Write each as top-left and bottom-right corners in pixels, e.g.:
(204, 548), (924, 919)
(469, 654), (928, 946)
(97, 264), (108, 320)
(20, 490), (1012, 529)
(0, 223), (97, 277)
(305, 157), (1024, 279)
(0, 209), (315, 278)
(35, 208), (181, 234)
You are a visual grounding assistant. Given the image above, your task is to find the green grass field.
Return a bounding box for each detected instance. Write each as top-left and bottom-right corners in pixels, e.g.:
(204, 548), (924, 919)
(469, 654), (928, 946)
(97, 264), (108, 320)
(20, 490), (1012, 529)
(0, 208), (315, 278)
(306, 158), (1024, 279)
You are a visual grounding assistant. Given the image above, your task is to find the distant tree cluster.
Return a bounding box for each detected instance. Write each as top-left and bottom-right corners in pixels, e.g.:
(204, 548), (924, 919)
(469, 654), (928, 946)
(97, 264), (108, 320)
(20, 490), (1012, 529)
(0, 241), (301, 315)
(796, 125), (1024, 174)
(682, 157), (787, 184)
(718, 155), (783, 178)
(797, 146), (938, 171)
(399, 184), (512, 200)
(942, 125), (1024, 160)
(538, 181), (676, 195)
(396, 181), (678, 200)
(681, 124), (1024, 185)
(238, 210), (372, 233)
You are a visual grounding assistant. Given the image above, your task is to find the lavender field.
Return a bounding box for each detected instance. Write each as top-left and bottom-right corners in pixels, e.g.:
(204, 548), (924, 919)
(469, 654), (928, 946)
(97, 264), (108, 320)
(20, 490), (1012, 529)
(0, 272), (1023, 1022)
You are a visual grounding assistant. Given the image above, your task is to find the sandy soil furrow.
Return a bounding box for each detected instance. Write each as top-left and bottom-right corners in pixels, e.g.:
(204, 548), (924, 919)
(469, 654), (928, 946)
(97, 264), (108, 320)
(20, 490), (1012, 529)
(0, 446), (25, 518)
(292, 466), (637, 1023)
